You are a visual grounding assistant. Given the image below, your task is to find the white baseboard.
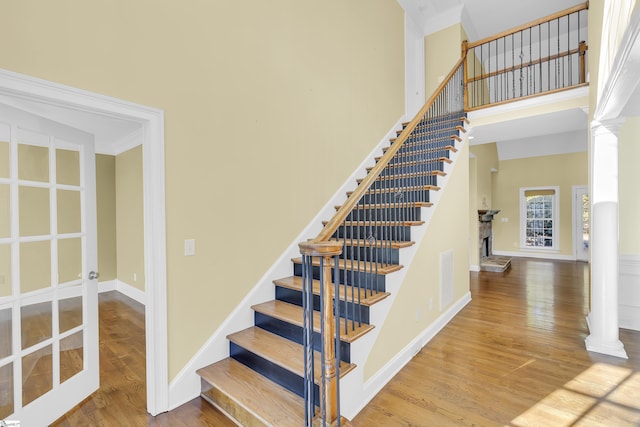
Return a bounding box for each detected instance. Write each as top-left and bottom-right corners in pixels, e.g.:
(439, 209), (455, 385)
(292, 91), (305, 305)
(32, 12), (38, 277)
(98, 279), (117, 293)
(98, 278), (147, 306)
(620, 255), (640, 331)
(493, 250), (575, 261)
(469, 264), (480, 272)
(344, 291), (472, 420)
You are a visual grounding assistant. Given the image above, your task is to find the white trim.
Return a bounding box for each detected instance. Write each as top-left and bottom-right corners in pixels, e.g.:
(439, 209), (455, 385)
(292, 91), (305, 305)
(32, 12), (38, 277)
(344, 291), (471, 420)
(116, 279), (146, 305)
(594, 4), (640, 121)
(167, 116), (408, 411)
(468, 86), (589, 120)
(0, 68), (169, 415)
(469, 264), (481, 272)
(619, 254), (640, 331)
(519, 186), (560, 251)
(404, 13), (426, 119)
(97, 279), (117, 293)
(493, 250), (575, 261)
(99, 127), (143, 156)
(98, 279), (146, 305)
(572, 186), (589, 262)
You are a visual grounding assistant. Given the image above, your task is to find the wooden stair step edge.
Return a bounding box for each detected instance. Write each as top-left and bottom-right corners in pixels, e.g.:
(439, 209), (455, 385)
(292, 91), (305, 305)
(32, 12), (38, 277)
(273, 275), (391, 306)
(334, 201), (433, 210)
(322, 220), (425, 227)
(291, 256), (404, 275)
(401, 116), (467, 128)
(367, 170), (449, 181)
(382, 143), (458, 154)
(227, 326), (356, 383)
(330, 237), (415, 249)
(347, 184), (441, 195)
(198, 358), (306, 427)
(252, 300), (375, 343)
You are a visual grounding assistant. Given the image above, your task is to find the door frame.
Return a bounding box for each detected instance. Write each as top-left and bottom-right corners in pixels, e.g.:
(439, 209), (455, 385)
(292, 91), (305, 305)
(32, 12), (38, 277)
(0, 68), (169, 415)
(572, 185), (589, 262)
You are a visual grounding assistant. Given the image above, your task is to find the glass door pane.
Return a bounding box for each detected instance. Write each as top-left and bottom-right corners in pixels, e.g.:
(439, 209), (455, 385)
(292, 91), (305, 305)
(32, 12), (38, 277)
(0, 107), (98, 425)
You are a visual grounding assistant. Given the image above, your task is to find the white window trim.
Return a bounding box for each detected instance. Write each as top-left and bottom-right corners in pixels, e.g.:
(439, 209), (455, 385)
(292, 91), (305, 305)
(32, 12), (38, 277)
(520, 186), (560, 251)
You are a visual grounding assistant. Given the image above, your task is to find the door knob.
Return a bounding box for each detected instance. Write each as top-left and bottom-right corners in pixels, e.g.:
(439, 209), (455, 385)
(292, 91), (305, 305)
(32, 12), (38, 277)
(88, 271), (100, 280)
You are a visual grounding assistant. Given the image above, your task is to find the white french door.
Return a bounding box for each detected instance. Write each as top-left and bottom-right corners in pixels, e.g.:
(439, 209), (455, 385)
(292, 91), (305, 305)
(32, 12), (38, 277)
(0, 104), (98, 425)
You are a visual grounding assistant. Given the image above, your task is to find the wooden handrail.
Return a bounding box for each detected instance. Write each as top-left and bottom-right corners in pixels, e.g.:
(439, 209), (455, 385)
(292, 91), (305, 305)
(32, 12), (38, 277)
(466, 2), (589, 50)
(310, 56), (466, 244)
(466, 42), (588, 85)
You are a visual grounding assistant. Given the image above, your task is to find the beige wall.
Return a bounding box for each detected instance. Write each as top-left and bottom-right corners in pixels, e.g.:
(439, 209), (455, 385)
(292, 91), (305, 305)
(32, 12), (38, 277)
(365, 142), (470, 378)
(470, 143), (498, 210)
(425, 24), (465, 97)
(96, 154), (117, 282)
(619, 117), (640, 255)
(115, 146), (145, 291)
(0, 0), (405, 379)
(491, 152), (588, 256)
(469, 143), (498, 266)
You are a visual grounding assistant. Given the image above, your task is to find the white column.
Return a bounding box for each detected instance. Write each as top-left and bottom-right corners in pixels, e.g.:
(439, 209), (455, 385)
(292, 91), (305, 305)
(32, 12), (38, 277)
(585, 120), (627, 358)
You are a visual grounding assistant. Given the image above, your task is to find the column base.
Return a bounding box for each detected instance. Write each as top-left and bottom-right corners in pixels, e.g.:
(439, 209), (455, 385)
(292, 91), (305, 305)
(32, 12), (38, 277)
(585, 334), (628, 359)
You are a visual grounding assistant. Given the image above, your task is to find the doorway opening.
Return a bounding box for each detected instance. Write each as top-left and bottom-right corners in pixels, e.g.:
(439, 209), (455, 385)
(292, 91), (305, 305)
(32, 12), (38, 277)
(0, 69), (168, 416)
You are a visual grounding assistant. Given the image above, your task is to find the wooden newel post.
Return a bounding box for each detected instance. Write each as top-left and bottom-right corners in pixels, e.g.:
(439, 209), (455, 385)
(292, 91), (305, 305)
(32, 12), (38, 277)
(461, 40), (469, 111)
(299, 240), (344, 426)
(579, 41), (588, 84)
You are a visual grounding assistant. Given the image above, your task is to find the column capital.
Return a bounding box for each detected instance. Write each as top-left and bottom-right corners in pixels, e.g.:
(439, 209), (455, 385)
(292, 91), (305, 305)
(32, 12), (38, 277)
(591, 118), (626, 136)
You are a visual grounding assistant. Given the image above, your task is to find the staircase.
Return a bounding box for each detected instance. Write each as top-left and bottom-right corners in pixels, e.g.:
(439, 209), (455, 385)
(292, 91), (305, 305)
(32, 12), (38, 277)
(195, 110), (468, 426)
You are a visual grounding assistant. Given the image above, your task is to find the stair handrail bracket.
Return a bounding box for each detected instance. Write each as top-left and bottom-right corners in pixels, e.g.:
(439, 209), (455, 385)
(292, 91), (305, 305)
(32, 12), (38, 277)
(464, 2), (589, 110)
(298, 57), (466, 426)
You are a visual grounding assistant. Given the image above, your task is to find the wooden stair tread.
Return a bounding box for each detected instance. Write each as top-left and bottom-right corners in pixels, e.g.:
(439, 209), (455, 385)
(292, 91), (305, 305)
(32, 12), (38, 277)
(382, 144), (458, 154)
(389, 134), (460, 144)
(252, 300), (375, 343)
(322, 220), (425, 227)
(401, 116), (467, 128)
(198, 358), (306, 427)
(329, 238), (415, 249)
(357, 171), (446, 184)
(291, 256), (404, 275)
(368, 159), (451, 173)
(273, 276), (391, 306)
(335, 202), (433, 210)
(347, 184), (440, 195)
(228, 326), (356, 382)
(367, 159), (450, 173)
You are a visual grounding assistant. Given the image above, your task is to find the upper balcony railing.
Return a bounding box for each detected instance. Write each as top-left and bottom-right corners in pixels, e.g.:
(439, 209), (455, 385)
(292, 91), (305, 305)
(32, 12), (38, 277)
(464, 2), (589, 110)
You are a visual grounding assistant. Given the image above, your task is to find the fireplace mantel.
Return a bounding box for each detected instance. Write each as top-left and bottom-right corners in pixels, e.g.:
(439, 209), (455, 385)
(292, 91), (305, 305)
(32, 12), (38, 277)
(478, 209), (500, 222)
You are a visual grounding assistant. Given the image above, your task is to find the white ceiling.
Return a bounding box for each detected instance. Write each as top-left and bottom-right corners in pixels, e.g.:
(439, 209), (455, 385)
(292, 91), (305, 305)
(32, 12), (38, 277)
(404, 0), (586, 41)
(0, 94), (141, 155)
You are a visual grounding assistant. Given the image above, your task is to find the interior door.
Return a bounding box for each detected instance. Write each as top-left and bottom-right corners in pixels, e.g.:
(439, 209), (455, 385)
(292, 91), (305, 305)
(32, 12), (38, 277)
(0, 104), (98, 426)
(574, 186), (589, 262)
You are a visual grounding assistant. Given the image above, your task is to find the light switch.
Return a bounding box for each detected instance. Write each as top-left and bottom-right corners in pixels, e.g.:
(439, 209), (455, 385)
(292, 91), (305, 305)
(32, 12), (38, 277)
(184, 239), (195, 256)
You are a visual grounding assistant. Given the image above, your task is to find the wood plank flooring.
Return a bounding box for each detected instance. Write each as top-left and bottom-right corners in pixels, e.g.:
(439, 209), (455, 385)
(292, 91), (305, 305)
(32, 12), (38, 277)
(353, 258), (640, 426)
(52, 291), (236, 427)
(53, 258), (640, 426)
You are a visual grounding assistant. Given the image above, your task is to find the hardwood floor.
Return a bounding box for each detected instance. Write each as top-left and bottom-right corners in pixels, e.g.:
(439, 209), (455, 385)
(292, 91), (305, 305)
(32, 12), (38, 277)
(353, 258), (640, 426)
(52, 291), (235, 427)
(53, 258), (640, 426)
